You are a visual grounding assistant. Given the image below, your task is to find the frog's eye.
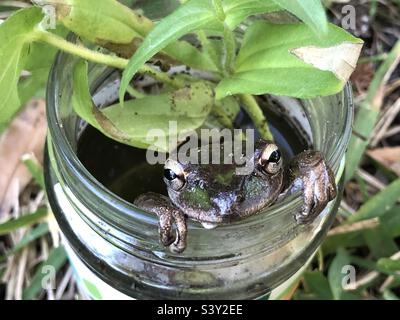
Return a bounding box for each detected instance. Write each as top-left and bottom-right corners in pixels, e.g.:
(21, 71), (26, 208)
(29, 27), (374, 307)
(163, 159), (186, 190)
(259, 144), (282, 175)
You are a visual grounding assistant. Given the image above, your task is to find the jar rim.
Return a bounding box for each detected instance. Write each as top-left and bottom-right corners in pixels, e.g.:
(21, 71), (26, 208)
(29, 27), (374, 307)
(46, 49), (354, 239)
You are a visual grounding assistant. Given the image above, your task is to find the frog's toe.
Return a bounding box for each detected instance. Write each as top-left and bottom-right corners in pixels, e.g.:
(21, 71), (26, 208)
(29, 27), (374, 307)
(169, 241), (186, 254)
(296, 182), (332, 224)
(160, 231), (175, 246)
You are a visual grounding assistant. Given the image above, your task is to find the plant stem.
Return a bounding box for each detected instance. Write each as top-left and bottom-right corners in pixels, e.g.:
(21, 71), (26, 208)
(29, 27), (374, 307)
(222, 24), (236, 76)
(210, 0), (235, 75)
(140, 65), (185, 89)
(197, 30), (221, 72)
(126, 86), (145, 99)
(212, 0), (225, 21)
(239, 94), (274, 141)
(213, 102), (234, 128)
(36, 30), (185, 88)
(37, 29), (128, 69)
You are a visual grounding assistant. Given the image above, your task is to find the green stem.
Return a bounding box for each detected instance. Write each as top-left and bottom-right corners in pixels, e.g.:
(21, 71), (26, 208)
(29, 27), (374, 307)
(211, 0), (235, 75)
(126, 86), (145, 99)
(140, 65), (185, 89)
(222, 24), (236, 76)
(213, 102), (234, 129)
(36, 29), (185, 89)
(239, 94), (274, 141)
(37, 29), (128, 69)
(212, 0), (225, 21)
(197, 30), (221, 72)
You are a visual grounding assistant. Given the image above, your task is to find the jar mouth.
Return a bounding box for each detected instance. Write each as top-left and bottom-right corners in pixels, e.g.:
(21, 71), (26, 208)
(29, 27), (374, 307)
(46, 49), (353, 254)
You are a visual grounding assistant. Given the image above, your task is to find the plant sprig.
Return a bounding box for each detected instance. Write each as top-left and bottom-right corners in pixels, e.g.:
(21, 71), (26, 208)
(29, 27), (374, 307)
(0, 0), (363, 151)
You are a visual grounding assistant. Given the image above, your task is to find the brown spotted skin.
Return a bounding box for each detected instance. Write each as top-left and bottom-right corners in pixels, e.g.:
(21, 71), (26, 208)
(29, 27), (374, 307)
(282, 150), (337, 224)
(134, 140), (337, 253)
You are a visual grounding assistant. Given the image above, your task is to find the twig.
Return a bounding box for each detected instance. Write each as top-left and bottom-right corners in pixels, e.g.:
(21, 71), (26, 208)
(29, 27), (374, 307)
(37, 30), (186, 89)
(383, 125), (400, 139)
(327, 217), (379, 236)
(55, 267), (73, 300)
(371, 97), (400, 146)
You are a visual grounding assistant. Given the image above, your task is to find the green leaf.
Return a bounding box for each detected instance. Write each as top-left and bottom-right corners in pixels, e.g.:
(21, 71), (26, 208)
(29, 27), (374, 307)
(223, 0), (281, 29)
(0, 223), (49, 263)
(323, 206), (400, 254)
(303, 271), (333, 300)
(73, 61), (214, 151)
(119, 0), (223, 104)
(46, 0), (147, 44)
(328, 248), (359, 300)
(363, 225), (398, 259)
(83, 279), (102, 300)
(383, 289), (399, 300)
(216, 22), (363, 99)
(381, 206), (400, 238)
(44, 0), (216, 71)
(347, 178), (400, 223)
(22, 153), (45, 189)
(23, 246), (68, 300)
(18, 26), (68, 105)
(0, 7), (44, 132)
(377, 258), (400, 273)
(0, 208), (48, 236)
(271, 0), (328, 35)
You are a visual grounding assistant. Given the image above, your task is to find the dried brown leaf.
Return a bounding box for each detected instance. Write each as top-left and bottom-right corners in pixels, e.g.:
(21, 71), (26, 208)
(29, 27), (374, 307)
(0, 99), (47, 218)
(367, 147), (400, 176)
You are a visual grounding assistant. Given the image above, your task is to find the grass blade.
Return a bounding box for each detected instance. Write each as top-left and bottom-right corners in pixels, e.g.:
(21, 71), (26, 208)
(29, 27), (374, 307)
(22, 153), (45, 189)
(0, 208), (47, 236)
(0, 223), (49, 263)
(347, 178), (400, 223)
(22, 246), (68, 300)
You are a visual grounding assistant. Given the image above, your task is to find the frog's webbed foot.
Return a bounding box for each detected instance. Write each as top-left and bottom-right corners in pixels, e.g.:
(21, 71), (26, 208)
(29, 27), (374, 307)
(134, 192), (187, 253)
(284, 151), (337, 224)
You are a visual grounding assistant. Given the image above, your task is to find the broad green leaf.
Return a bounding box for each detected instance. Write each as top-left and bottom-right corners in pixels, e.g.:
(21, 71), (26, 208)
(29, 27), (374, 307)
(73, 61), (214, 152)
(119, 0), (223, 104)
(44, 0), (149, 44)
(0, 223), (49, 263)
(0, 7), (44, 132)
(23, 246), (68, 300)
(271, 0), (328, 35)
(223, 0), (281, 29)
(347, 178), (400, 223)
(38, 0), (216, 71)
(328, 248), (360, 300)
(0, 208), (48, 236)
(303, 271), (333, 300)
(216, 22), (363, 99)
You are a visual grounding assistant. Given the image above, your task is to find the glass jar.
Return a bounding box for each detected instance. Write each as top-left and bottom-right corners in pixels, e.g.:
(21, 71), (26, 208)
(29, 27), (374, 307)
(44, 2), (354, 300)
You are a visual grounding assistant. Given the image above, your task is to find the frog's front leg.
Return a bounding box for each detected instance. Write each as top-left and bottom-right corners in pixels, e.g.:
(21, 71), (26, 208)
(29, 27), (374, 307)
(283, 151), (337, 224)
(134, 192), (187, 253)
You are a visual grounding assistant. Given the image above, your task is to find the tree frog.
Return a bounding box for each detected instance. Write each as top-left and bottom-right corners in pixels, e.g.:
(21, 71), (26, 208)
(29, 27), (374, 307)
(134, 140), (337, 253)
